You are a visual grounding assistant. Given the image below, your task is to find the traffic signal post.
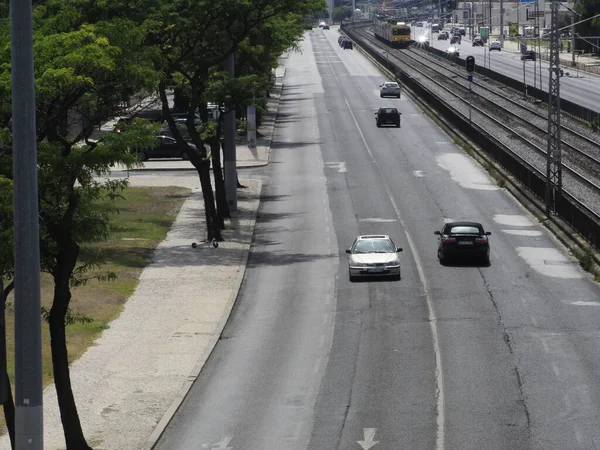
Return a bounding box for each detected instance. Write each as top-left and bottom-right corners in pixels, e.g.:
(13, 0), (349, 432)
(465, 56), (475, 126)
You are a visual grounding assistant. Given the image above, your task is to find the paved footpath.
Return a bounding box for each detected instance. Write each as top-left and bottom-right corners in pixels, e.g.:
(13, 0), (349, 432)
(0, 66), (286, 450)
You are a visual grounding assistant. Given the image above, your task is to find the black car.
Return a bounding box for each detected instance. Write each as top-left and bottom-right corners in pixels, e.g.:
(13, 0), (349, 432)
(472, 37), (484, 46)
(343, 40), (353, 49)
(322, 24), (330, 30)
(437, 32), (449, 40)
(134, 135), (196, 161)
(374, 107), (401, 128)
(434, 221), (491, 264)
(114, 110), (164, 133)
(521, 50), (536, 61)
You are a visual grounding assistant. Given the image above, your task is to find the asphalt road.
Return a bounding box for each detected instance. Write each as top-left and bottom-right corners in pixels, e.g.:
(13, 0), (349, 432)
(417, 27), (600, 113)
(156, 28), (600, 450)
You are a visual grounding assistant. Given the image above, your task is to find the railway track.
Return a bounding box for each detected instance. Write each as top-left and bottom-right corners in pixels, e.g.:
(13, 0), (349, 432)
(354, 27), (600, 219)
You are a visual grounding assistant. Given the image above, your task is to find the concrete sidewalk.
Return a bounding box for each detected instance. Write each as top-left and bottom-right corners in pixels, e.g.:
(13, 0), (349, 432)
(0, 66), (286, 450)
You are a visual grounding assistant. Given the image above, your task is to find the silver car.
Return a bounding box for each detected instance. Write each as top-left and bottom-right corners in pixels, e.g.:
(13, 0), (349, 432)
(346, 235), (403, 281)
(379, 82), (401, 98)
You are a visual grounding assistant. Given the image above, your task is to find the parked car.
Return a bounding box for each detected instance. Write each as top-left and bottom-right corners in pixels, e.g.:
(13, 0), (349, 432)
(434, 221), (491, 265)
(379, 81), (401, 98)
(521, 50), (536, 61)
(374, 107), (401, 127)
(346, 235), (403, 281)
(472, 37), (484, 46)
(490, 41), (502, 51)
(133, 135), (197, 161)
(438, 31), (449, 40)
(113, 110), (164, 133)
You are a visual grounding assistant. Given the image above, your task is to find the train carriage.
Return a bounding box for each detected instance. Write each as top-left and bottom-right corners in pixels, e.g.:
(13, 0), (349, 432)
(373, 16), (412, 49)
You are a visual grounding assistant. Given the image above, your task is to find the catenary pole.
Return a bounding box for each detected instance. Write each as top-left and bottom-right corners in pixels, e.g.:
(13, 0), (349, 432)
(223, 53), (238, 214)
(10, 0), (44, 447)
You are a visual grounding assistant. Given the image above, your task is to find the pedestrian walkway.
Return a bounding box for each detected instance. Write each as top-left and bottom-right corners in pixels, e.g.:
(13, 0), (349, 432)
(0, 63), (286, 450)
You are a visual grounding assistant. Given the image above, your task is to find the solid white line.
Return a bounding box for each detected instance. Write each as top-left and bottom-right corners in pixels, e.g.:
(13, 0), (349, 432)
(324, 48), (445, 450)
(343, 95), (446, 450)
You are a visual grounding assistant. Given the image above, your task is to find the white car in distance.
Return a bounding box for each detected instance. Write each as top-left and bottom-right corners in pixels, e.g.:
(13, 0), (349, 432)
(379, 81), (401, 98)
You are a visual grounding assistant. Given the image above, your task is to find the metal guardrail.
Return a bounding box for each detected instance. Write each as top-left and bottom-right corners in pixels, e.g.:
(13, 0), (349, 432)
(341, 22), (600, 252)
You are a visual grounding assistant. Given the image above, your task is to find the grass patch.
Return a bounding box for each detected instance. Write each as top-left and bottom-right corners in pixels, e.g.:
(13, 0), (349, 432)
(2, 185), (191, 433)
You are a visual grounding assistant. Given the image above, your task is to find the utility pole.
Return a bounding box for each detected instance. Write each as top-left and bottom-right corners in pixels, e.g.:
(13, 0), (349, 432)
(500, 0), (505, 47)
(223, 53), (237, 214)
(546, 0), (562, 216)
(10, 0), (44, 446)
(571, 0), (576, 66)
(535, 0), (542, 91)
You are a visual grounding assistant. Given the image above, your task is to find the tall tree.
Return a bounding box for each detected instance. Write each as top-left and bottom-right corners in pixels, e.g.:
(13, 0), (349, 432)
(0, 4), (158, 445)
(134, 0), (324, 241)
(0, 176), (15, 449)
(575, 0), (600, 52)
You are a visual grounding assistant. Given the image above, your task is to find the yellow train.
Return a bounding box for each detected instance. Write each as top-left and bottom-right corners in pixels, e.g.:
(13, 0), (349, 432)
(373, 16), (412, 49)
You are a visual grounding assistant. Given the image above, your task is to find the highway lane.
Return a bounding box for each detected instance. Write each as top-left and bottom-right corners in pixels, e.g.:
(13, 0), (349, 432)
(154, 37), (339, 449)
(319, 26), (600, 449)
(417, 27), (600, 113)
(156, 27), (600, 450)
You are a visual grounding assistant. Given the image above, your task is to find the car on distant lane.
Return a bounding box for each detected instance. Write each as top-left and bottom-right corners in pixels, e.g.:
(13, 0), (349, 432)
(490, 41), (501, 51)
(380, 81), (401, 98)
(374, 107), (401, 127)
(446, 46), (460, 57)
(521, 50), (536, 61)
(434, 221), (491, 265)
(346, 235), (403, 281)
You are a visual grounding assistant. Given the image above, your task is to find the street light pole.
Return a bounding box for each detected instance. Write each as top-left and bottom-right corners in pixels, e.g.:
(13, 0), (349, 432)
(223, 53), (237, 214)
(10, 0), (44, 446)
(523, 57), (527, 99)
(500, 0), (505, 47)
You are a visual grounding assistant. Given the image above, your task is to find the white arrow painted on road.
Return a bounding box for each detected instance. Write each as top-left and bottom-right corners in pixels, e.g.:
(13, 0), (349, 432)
(357, 428), (379, 449)
(201, 436), (233, 449)
(325, 161), (347, 173)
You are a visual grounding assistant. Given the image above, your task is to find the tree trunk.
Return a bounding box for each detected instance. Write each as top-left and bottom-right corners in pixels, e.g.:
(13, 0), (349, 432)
(50, 247), (92, 450)
(210, 140), (228, 229)
(0, 279), (15, 450)
(197, 159), (223, 242)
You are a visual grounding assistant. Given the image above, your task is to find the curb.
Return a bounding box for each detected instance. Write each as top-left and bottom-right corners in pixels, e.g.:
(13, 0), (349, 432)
(351, 34), (600, 279)
(142, 182), (264, 450)
(141, 70), (284, 450)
